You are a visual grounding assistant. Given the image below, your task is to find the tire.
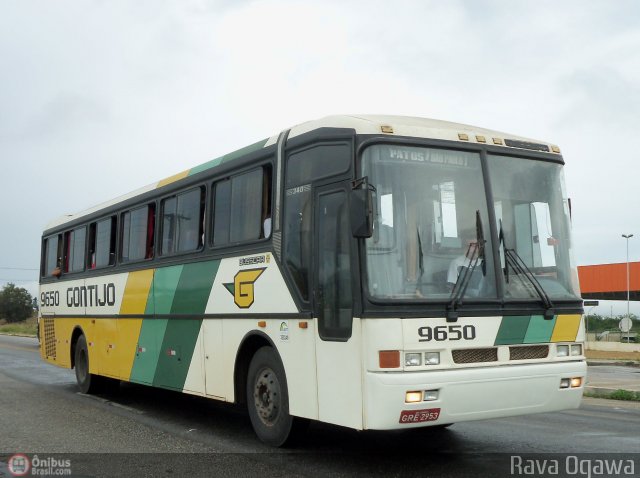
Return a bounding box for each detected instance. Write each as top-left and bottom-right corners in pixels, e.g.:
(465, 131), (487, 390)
(246, 346), (306, 447)
(74, 334), (105, 394)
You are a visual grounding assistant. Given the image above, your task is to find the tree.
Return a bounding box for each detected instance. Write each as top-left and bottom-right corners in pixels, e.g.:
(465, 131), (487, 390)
(0, 283), (34, 323)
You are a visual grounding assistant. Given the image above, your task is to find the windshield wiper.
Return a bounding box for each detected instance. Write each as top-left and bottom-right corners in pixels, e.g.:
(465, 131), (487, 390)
(499, 221), (555, 319)
(446, 210), (486, 322)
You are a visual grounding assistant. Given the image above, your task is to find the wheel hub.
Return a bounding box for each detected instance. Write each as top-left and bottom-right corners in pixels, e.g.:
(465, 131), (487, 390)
(254, 368), (280, 425)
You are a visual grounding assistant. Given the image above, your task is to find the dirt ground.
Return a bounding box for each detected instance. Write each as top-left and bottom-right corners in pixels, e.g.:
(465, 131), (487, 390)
(585, 349), (640, 361)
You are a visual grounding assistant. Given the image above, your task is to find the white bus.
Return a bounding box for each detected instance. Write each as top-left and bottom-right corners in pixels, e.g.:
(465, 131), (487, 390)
(39, 115), (585, 446)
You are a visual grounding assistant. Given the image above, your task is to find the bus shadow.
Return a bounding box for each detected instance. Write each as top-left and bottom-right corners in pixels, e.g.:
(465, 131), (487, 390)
(90, 380), (467, 455)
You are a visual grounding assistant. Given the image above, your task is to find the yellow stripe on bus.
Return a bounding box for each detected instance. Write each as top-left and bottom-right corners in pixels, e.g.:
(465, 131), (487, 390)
(157, 170), (190, 188)
(51, 318), (95, 369)
(118, 270), (154, 380)
(120, 269), (154, 315)
(118, 318), (144, 380)
(550, 314), (582, 342)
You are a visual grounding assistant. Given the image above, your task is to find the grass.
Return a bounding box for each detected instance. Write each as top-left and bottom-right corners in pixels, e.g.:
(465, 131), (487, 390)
(0, 315), (38, 337)
(609, 389), (640, 401)
(584, 389), (640, 402)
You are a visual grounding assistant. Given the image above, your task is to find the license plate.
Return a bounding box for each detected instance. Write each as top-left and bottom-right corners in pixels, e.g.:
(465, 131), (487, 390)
(399, 408), (441, 424)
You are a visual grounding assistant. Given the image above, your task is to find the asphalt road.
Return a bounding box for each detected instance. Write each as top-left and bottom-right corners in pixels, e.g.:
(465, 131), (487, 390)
(0, 335), (638, 477)
(586, 364), (640, 391)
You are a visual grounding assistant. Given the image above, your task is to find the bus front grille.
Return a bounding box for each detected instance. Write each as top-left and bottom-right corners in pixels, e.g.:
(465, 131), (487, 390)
(509, 345), (549, 360)
(452, 348), (498, 364)
(43, 318), (56, 359)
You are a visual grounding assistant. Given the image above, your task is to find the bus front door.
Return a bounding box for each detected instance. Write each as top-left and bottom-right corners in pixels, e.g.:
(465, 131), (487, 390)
(314, 184), (363, 429)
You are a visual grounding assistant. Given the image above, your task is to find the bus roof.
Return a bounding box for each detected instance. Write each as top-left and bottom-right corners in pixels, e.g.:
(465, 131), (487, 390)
(44, 115), (559, 231)
(286, 114), (552, 145)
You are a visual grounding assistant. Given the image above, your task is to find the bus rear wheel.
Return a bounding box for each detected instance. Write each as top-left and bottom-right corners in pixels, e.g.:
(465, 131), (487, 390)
(74, 334), (106, 394)
(246, 346), (306, 447)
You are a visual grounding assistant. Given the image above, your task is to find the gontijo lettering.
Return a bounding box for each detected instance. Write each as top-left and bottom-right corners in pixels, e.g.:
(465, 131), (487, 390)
(66, 283), (116, 307)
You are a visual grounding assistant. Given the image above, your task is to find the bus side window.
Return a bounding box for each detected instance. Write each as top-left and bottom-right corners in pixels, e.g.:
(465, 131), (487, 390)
(42, 234), (62, 277)
(63, 227), (86, 273)
(261, 166), (272, 239)
(212, 167), (266, 247)
(283, 185), (312, 301)
(88, 217), (117, 269)
(161, 187), (205, 255)
(146, 204), (155, 259)
(121, 204), (155, 263)
(283, 142), (351, 305)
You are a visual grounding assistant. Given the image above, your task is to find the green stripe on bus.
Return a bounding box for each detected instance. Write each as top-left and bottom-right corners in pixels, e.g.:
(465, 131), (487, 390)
(130, 266), (183, 385)
(189, 157), (223, 176)
(171, 260), (220, 315)
(130, 318), (169, 385)
(188, 138), (269, 176)
(495, 316), (532, 345)
(151, 260), (219, 390)
(144, 271), (155, 315)
(523, 315), (557, 343)
(153, 319), (202, 391)
(153, 265), (184, 314)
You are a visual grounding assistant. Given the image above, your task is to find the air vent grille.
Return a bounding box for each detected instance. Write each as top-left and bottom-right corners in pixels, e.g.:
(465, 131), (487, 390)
(452, 348), (498, 364)
(43, 318), (56, 359)
(509, 345), (549, 360)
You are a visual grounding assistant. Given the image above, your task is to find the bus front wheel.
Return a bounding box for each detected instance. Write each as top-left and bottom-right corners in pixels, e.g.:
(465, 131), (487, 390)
(246, 346), (305, 447)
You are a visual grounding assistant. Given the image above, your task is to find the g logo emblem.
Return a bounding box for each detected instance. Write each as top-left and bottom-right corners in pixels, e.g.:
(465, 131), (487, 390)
(224, 268), (266, 308)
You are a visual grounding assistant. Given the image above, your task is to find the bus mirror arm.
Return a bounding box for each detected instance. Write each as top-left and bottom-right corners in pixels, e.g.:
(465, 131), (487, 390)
(350, 177), (375, 238)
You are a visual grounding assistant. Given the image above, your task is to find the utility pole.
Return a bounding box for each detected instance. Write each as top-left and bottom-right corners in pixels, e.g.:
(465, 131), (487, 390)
(622, 234), (633, 322)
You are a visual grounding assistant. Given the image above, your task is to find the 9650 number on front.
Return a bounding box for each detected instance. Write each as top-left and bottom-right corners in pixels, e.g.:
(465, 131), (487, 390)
(418, 325), (476, 342)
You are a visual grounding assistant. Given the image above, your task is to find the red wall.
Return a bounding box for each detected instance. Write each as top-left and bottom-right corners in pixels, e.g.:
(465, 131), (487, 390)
(578, 262), (640, 293)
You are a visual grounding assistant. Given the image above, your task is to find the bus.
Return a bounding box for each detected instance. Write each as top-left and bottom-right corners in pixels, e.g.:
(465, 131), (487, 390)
(39, 115), (586, 446)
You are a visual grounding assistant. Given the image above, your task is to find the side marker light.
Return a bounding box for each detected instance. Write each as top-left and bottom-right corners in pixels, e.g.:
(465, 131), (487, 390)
(379, 350), (400, 368)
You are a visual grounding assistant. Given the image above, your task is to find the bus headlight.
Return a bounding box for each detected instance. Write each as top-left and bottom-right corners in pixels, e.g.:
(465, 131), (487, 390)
(405, 391), (423, 403)
(570, 344), (582, 356)
(424, 352), (440, 365)
(556, 345), (569, 357)
(560, 377), (582, 389)
(405, 353), (422, 367)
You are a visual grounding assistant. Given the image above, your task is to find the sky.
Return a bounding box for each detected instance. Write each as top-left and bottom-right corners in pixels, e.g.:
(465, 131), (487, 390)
(1, 0), (639, 318)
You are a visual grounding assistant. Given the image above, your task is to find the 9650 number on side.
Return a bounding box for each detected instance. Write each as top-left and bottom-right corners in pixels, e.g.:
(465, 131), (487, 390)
(418, 325), (476, 342)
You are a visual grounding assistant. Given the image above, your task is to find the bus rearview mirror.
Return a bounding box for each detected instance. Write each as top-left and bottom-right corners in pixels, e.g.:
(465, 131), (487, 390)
(350, 178), (373, 238)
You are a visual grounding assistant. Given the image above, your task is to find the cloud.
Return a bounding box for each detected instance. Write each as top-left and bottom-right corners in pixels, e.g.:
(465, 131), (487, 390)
(2, 0), (640, 311)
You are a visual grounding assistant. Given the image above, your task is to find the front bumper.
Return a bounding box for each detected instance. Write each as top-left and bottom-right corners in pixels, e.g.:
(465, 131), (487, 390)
(363, 360), (586, 430)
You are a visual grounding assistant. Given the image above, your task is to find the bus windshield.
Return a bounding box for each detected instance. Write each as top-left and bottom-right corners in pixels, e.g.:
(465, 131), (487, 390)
(487, 154), (580, 301)
(362, 144), (580, 303)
